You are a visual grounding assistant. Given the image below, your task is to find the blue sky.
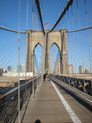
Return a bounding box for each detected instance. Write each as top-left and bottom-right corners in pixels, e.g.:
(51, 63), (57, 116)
(0, 0), (92, 73)
(0, 0), (92, 30)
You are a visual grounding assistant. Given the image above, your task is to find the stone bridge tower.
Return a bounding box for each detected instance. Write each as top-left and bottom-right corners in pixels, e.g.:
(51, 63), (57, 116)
(26, 29), (68, 74)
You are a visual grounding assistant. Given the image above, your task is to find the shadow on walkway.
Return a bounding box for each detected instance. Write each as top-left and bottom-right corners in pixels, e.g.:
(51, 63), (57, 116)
(35, 119), (41, 123)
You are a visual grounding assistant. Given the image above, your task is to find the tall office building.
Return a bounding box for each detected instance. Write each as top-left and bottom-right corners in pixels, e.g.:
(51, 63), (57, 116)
(21, 64), (24, 72)
(85, 69), (89, 74)
(7, 66), (13, 72)
(54, 60), (60, 74)
(17, 64), (24, 72)
(0, 68), (5, 76)
(68, 64), (74, 74)
(79, 65), (85, 74)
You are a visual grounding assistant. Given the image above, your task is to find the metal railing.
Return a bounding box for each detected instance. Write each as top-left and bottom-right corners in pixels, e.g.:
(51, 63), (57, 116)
(50, 74), (91, 95)
(0, 75), (41, 123)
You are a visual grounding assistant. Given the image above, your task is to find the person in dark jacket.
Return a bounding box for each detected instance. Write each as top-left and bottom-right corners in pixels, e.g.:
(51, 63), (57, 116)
(43, 73), (46, 81)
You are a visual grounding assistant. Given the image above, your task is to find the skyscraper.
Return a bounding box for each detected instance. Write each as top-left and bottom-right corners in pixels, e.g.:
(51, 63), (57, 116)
(85, 69), (89, 74)
(7, 66), (13, 72)
(17, 64), (24, 72)
(0, 68), (5, 76)
(21, 64), (24, 72)
(68, 64), (74, 74)
(54, 60), (60, 74)
(79, 65), (85, 74)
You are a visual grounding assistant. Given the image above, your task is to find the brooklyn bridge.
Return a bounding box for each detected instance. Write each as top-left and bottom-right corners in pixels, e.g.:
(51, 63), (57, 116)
(0, 0), (92, 122)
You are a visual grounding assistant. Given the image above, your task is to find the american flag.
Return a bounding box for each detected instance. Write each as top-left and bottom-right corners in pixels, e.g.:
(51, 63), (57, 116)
(46, 23), (49, 27)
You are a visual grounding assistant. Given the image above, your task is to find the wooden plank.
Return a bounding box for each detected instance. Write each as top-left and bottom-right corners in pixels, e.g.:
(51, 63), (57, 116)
(22, 78), (72, 122)
(51, 77), (92, 122)
(15, 77), (92, 122)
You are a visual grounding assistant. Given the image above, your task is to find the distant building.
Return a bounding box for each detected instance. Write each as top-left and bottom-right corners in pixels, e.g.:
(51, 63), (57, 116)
(3, 68), (5, 73)
(54, 60), (60, 74)
(13, 70), (16, 72)
(17, 64), (24, 72)
(68, 64), (74, 74)
(50, 68), (54, 74)
(79, 65), (85, 74)
(21, 64), (24, 72)
(7, 66), (13, 72)
(0, 68), (5, 76)
(17, 65), (21, 72)
(85, 69), (89, 74)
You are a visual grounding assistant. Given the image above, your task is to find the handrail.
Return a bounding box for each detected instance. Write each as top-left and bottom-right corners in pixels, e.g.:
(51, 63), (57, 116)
(0, 75), (41, 100)
(0, 75), (41, 123)
(53, 74), (92, 96)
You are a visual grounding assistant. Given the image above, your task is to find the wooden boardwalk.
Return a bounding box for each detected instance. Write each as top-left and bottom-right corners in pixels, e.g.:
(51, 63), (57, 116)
(22, 78), (92, 123)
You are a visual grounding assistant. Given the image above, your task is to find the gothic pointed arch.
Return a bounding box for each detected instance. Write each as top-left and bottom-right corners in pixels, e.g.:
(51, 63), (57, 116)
(33, 42), (42, 53)
(50, 42), (60, 53)
(26, 29), (68, 74)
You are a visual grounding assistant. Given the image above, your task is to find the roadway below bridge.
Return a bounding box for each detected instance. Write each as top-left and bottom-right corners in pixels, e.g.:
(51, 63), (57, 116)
(0, 76), (36, 98)
(0, 76), (32, 87)
(18, 76), (92, 123)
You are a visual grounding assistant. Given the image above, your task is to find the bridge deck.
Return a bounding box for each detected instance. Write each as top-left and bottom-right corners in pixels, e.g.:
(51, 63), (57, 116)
(21, 78), (92, 123)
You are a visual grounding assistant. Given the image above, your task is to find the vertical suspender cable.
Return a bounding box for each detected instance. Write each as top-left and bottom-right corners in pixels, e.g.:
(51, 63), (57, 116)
(64, 17), (67, 76)
(67, 11), (73, 73)
(32, 0), (34, 75)
(0, 29), (2, 68)
(42, 31), (46, 82)
(26, 0), (28, 29)
(37, 7), (39, 74)
(76, 0), (85, 92)
(84, 0), (92, 95)
(68, 12), (72, 65)
(33, 53), (34, 76)
(62, 19), (65, 76)
(18, 0), (20, 122)
(25, 0), (29, 109)
(71, 5), (76, 74)
(43, 33), (45, 74)
(67, 11), (74, 85)
(76, 0), (84, 70)
(32, 0), (34, 31)
(64, 16), (69, 82)
(37, 45), (38, 73)
(34, 0), (36, 31)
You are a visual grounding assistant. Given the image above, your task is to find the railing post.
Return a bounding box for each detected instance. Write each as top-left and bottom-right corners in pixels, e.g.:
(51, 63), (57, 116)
(30, 83), (32, 96)
(91, 81), (92, 96)
(33, 79), (35, 96)
(37, 77), (39, 88)
(38, 77), (40, 84)
(68, 78), (70, 85)
(83, 80), (86, 93)
(41, 74), (43, 83)
(38, 77), (40, 86)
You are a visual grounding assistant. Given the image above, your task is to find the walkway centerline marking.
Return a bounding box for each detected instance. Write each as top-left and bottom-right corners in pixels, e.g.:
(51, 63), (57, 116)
(51, 80), (81, 123)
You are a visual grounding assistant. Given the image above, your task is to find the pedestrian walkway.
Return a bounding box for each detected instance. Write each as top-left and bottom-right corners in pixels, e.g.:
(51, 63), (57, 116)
(23, 78), (73, 123)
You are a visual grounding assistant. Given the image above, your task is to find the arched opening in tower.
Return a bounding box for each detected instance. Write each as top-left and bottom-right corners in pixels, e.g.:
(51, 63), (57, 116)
(33, 43), (42, 75)
(49, 43), (60, 74)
